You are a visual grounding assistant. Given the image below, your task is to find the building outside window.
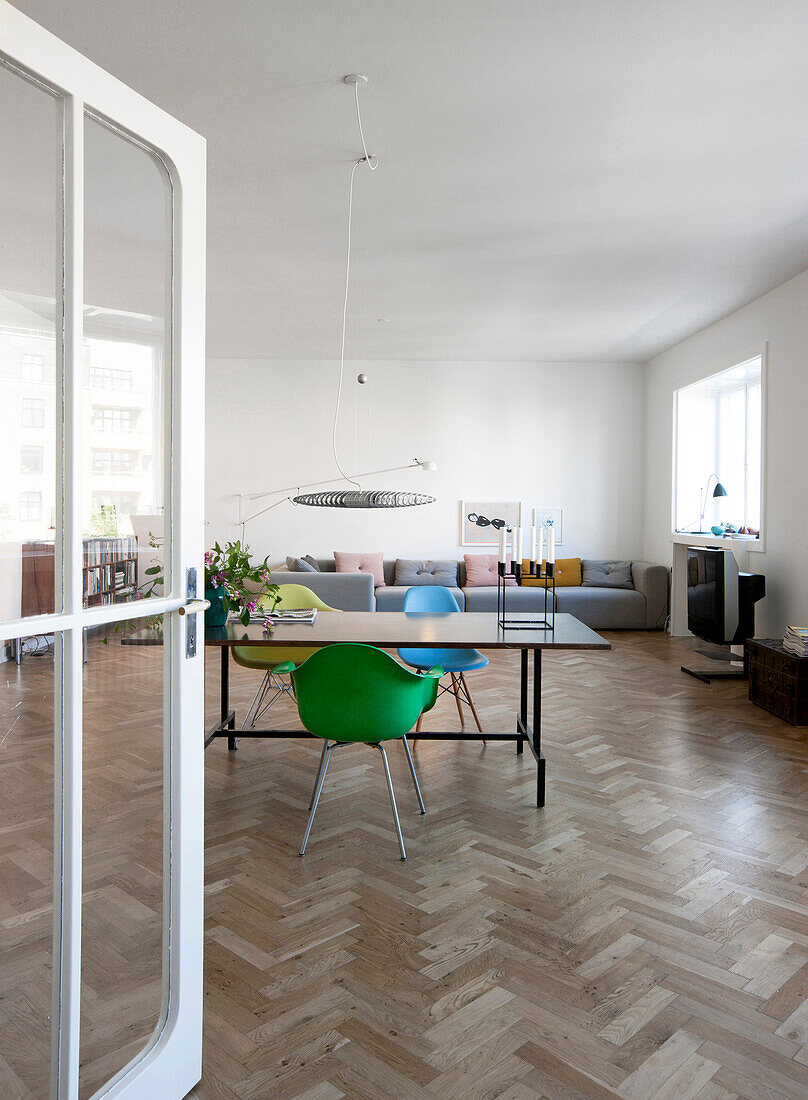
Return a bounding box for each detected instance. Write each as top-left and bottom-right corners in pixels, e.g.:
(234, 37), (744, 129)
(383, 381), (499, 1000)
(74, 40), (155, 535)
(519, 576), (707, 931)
(92, 448), (137, 473)
(21, 353), (45, 381)
(91, 491), (140, 516)
(20, 444), (44, 474)
(21, 397), (45, 428)
(674, 355), (763, 534)
(91, 406), (137, 432)
(19, 491), (42, 522)
(89, 365), (133, 390)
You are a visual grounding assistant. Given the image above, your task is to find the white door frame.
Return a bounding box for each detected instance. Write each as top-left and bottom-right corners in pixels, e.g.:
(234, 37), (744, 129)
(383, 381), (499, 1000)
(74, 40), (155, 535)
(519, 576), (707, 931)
(0, 4), (206, 1097)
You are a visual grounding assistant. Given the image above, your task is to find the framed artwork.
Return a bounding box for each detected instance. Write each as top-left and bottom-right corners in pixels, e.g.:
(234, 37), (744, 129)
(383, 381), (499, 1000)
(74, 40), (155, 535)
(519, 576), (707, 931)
(528, 507), (563, 545)
(460, 500), (521, 546)
(460, 502), (563, 546)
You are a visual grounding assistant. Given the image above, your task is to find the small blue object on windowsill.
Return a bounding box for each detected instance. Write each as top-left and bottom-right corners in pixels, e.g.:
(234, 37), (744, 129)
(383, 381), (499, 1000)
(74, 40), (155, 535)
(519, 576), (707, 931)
(711, 523), (726, 536)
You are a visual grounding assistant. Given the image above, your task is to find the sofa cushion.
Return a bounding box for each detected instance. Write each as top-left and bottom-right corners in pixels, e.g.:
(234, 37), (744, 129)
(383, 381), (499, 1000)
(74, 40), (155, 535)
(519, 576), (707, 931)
(463, 585), (555, 613)
(302, 554), (321, 571)
(520, 557), (582, 588)
(377, 585), (465, 611)
(334, 551), (385, 587)
(555, 586), (646, 628)
(285, 555), (317, 572)
(394, 559), (458, 587)
(464, 553), (516, 586)
(581, 560), (634, 589)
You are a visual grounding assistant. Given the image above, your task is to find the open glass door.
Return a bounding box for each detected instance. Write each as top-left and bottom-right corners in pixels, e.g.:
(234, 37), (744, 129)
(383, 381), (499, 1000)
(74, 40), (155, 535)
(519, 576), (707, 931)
(0, 4), (206, 1098)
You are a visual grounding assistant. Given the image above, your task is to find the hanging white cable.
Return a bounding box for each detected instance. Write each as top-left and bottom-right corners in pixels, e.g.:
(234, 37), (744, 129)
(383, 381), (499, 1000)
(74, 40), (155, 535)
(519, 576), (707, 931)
(331, 75), (378, 488)
(354, 78), (378, 170)
(331, 159), (362, 488)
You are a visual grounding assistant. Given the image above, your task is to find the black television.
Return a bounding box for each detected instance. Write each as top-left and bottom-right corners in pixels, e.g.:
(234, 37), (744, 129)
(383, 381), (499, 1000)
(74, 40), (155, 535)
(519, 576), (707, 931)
(686, 546), (764, 646)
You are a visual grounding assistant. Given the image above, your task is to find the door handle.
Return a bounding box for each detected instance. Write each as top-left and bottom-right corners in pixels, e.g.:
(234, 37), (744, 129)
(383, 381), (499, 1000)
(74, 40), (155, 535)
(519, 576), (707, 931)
(178, 599), (210, 617)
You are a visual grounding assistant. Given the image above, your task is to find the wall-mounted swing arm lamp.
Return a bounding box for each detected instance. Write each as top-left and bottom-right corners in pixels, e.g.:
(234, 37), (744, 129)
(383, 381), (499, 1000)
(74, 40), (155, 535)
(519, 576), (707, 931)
(697, 473), (728, 533)
(238, 458), (437, 540)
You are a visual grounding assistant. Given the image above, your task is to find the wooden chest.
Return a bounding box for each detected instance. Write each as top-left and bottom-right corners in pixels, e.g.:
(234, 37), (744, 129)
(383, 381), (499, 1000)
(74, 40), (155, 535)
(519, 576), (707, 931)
(747, 639), (808, 726)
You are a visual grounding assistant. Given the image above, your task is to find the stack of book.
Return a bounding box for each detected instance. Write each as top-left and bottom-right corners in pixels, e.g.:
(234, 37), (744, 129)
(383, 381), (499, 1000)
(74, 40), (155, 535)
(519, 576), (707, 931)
(246, 608), (318, 625)
(783, 626), (808, 658)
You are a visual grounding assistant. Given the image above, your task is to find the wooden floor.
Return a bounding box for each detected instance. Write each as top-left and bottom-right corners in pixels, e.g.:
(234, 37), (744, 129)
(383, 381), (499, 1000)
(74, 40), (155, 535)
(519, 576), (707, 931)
(194, 632), (808, 1100)
(4, 630), (808, 1099)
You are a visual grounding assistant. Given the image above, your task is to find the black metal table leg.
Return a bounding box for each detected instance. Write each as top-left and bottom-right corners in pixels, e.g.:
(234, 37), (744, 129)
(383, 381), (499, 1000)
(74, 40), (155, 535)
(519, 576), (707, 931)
(222, 647), (237, 751)
(533, 648), (545, 807)
(517, 648), (527, 754)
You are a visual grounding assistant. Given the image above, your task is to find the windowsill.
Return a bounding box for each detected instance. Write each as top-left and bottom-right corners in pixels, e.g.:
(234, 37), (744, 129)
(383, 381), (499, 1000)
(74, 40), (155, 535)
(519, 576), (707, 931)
(671, 530), (764, 552)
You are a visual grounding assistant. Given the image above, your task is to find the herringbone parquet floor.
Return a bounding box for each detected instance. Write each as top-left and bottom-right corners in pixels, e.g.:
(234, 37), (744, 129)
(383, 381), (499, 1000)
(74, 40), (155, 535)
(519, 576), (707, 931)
(194, 632), (808, 1100)
(4, 630), (808, 1099)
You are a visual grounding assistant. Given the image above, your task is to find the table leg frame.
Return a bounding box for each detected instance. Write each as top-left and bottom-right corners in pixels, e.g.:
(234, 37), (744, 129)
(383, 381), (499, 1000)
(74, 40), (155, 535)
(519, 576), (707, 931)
(208, 645), (546, 807)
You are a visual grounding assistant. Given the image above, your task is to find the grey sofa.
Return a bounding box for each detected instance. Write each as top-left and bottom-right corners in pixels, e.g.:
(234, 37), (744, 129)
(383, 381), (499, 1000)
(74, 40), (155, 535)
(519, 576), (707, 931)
(274, 557), (669, 630)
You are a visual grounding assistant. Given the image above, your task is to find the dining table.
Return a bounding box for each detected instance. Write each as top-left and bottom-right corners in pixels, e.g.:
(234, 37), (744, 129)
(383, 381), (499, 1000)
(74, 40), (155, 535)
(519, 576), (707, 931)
(176, 610), (612, 807)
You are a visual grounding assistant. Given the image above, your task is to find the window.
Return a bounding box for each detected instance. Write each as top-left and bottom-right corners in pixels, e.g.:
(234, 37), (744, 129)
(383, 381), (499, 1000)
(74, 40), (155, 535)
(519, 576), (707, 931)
(89, 365), (133, 390)
(92, 448), (137, 474)
(674, 355), (763, 534)
(21, 397), (45, 428)
(20, 445), (44, 474)
(91, 491), (139, 516)
(19, 491), (42, 522)
(91, 406), (137, 432)
(21, 353), (45, 381)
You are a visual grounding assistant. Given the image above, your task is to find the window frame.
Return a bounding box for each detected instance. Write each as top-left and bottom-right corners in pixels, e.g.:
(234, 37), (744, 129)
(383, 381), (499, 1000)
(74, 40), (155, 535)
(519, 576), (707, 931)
(671, 345), (767, 552)
(21, 395), (46, 427)
(19, 489), (42, 521)
(20, 443), (45, 474)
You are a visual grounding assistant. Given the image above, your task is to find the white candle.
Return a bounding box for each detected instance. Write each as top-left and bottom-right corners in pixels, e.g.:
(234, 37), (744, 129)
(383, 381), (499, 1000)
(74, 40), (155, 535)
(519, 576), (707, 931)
(498, 526), (507, 564)
(547, 524), (555, 564)
(537, 523), (544, 570)
(513, 525), (522, 566)
(530, 520), (537, 563)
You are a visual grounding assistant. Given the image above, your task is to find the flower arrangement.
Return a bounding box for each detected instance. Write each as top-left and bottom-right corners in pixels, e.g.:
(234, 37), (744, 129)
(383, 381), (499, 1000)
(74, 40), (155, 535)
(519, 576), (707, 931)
(205, 540), (281, 625)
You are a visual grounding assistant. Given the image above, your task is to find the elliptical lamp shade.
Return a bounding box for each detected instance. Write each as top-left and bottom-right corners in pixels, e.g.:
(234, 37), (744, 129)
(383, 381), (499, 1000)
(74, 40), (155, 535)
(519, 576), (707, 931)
(292, 490), (435, 509)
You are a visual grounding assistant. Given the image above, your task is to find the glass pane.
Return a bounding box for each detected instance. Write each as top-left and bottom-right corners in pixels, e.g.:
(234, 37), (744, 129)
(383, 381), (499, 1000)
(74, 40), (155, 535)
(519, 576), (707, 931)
(0, 61), (63, 621)
(83, 116), (171, 604)
(80, 615), (167, 1098)
(0, 633), (56, 1095)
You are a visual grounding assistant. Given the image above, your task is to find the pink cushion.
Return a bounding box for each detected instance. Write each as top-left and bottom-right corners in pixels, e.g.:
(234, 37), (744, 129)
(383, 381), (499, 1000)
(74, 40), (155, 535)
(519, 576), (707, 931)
(334, 551), (386, 588)
(463, 553), (516, 586)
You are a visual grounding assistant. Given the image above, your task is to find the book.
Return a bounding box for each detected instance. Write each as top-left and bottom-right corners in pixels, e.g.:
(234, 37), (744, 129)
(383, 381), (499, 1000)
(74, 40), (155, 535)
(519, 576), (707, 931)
(257, 607), (318, 624)
(783, 626), (808, 658)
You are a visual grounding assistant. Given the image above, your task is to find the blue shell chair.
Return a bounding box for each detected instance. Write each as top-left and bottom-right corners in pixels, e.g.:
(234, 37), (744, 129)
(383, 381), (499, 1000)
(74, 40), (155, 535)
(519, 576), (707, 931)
(397, 585), (488, 741)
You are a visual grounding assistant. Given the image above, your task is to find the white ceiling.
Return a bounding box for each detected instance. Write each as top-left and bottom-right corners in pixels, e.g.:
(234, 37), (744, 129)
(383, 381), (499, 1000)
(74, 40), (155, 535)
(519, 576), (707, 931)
(13, 0), (808, 361)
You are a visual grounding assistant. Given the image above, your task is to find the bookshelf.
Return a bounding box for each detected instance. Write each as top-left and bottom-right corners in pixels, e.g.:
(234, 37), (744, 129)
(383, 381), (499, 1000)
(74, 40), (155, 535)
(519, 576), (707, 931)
(21, 536), (139, 615)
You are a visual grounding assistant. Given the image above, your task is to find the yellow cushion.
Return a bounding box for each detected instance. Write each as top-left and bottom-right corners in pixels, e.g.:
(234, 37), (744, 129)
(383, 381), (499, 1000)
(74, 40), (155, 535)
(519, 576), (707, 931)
(520, 557), (582, 587)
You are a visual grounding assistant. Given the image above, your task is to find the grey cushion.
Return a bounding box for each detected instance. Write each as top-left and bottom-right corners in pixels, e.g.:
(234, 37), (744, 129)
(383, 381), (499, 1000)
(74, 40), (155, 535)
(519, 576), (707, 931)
(394, 559), (458, 587)
(285, 555), (317, 573)
(267, 570), (374, 611)
(581, 560), (634, 589)
(377, 585), (465, 611)
(556, 586), (646, 629)
(302, 554), (321, 572)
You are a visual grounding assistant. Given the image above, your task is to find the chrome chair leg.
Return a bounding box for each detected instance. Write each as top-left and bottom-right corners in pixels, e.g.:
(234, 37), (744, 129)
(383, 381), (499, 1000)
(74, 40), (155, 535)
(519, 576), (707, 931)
(308, 739), (330, 810)
(401, 737), (425, 814)
(300, 740), (334, 856)
(376, 743), (407, 861)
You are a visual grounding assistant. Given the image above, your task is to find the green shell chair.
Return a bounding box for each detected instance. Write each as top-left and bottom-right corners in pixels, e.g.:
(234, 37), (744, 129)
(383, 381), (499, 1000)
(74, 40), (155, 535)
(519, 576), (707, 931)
(276, 643), (443, 860)
(232, 584), (339, 730)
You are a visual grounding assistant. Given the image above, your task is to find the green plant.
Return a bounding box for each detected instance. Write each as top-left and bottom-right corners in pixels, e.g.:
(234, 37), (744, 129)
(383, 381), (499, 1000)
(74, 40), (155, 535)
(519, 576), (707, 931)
(205, 540), (281, 626)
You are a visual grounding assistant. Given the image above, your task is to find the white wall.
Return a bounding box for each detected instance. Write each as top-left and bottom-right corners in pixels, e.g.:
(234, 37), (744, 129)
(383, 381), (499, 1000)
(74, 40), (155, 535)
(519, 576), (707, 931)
(644, 267), (808, 638)
(206, 359), (645, 567)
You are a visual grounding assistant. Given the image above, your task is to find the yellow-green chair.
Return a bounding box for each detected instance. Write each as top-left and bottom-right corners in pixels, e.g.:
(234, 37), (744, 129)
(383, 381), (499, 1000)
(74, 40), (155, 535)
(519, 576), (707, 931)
(232, 584), (340, 729)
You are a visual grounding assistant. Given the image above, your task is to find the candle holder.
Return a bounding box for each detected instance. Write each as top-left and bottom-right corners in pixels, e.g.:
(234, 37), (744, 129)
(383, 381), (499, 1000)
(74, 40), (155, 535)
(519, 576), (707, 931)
(497, 559), (555, 631)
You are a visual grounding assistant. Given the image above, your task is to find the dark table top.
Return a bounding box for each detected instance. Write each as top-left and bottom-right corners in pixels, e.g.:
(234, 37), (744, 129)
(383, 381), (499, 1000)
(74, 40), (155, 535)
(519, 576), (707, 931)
(124, 612), (610, 651)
